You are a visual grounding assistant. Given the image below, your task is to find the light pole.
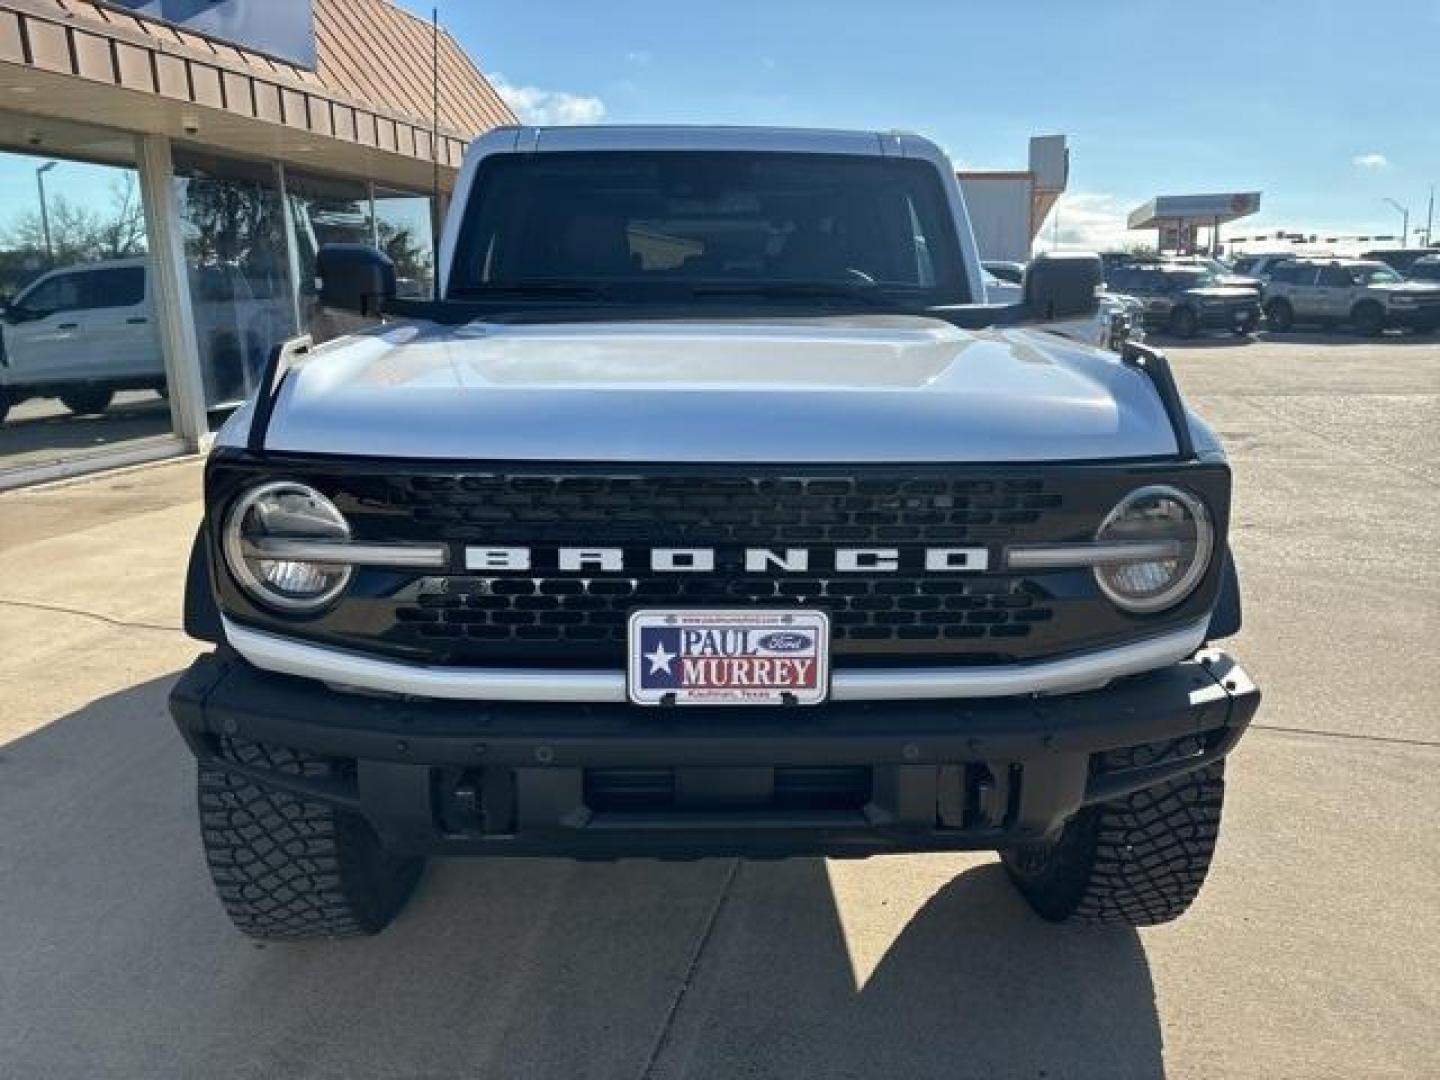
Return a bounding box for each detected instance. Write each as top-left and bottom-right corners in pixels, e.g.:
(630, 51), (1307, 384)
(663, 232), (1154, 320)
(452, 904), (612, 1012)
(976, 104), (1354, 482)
(35, 160), (57, 262)
(1382, 197), (1409, 247)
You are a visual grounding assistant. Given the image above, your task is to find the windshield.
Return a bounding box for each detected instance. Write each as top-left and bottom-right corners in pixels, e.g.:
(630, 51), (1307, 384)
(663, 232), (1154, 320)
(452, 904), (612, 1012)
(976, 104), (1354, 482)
(449, 151), (970, 304)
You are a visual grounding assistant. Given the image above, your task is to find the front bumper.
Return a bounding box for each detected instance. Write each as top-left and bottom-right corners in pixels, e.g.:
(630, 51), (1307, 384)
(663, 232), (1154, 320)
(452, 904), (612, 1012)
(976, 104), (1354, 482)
(1197, 303), (1261, 329)
(1386, 306), (1440, 330)
(170, 649), (1260, 859)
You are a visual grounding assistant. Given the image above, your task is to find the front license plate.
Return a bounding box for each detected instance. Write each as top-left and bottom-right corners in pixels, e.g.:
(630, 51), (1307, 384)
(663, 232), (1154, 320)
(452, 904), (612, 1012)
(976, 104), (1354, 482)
(627, 609), (830, 706)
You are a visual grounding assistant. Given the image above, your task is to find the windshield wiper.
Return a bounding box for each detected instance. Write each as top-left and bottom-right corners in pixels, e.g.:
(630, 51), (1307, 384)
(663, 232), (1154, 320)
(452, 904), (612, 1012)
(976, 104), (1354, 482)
(450, 280), (614, 300)
(686, 282), (902, 307)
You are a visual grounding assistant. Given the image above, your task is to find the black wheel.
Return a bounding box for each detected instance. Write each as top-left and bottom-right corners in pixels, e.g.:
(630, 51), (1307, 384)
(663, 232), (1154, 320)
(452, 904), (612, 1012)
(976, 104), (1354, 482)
(198, 738), (424, 940)
(1234, 313), (1259, 336)
(1168, 306), (1199, 339)
(1350, 302), (1385, 336)
(1001, 738), (1225, 926)
(1264, 299), (1294, 332)
(59, 388), (114, 416)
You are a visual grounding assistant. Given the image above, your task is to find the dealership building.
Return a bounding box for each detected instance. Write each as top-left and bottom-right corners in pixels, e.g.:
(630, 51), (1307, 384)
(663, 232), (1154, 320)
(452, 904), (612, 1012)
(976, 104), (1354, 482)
(957, 135), (1069, 263)
(0, 0), (514, 487)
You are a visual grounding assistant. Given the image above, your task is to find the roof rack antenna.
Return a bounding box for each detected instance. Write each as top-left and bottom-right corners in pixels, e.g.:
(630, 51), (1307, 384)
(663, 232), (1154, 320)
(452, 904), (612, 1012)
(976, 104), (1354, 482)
(430, 6), (441, 300)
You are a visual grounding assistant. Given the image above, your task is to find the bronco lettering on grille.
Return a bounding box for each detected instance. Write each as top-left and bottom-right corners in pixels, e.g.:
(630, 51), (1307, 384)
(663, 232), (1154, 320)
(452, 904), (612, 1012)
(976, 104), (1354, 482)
(463, 546), (990, 573)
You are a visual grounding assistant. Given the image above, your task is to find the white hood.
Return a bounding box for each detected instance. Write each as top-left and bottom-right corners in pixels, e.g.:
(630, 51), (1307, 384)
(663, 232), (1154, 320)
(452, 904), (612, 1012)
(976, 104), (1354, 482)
(226, 315), (1190, 463)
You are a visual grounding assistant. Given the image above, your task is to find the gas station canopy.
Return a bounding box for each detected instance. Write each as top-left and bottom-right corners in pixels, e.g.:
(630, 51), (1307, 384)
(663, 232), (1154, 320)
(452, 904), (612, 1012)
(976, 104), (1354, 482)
(1129, 192), (1263, 230)
(1129, 193), (1262, 253)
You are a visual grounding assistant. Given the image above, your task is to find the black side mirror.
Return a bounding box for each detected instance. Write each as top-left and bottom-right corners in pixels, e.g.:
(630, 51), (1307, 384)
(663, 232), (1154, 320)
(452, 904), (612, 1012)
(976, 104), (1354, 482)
(317, 244), (396, 316)
(1023, 252), (1102, 320)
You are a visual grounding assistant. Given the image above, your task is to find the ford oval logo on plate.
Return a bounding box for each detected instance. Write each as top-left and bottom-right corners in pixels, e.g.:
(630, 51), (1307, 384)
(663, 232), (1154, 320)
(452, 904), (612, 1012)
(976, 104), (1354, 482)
(757, 632), (812, 652)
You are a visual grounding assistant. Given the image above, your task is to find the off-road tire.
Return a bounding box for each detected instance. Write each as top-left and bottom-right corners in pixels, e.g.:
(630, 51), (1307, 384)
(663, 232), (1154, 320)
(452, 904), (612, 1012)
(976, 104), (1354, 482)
(198, 738), (424, 940)
(60, 388), (114, 416)
(1169, 306), (1198, 338)
(1264, 298), (1294, 331)
(1000, 738), (1225, 926)
(1350, 302), (1386, 336)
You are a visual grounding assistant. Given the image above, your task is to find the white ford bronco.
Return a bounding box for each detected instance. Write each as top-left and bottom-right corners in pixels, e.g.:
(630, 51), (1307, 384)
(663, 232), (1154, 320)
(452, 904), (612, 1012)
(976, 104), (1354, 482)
(170, 126), (1259, 939)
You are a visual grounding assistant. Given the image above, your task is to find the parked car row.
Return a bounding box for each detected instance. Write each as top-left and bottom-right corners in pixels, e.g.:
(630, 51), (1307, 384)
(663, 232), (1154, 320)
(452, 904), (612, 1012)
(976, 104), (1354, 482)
(1097, 251), (1440, 338)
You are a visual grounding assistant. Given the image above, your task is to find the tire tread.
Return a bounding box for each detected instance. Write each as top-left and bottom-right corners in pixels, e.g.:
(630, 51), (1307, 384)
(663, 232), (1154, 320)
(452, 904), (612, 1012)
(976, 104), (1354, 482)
(197, 738), (420, 940)
(1003, 736), (1225, 927)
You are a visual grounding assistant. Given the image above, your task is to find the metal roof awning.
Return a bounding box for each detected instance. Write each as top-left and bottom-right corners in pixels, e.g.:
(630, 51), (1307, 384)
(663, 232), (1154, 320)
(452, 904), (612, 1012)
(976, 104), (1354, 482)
(0, 0), (517, 190)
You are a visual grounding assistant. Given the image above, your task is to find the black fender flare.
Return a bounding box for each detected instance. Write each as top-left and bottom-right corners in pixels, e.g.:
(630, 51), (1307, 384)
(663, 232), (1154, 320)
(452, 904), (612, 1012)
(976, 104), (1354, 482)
(183, 525), (223, 643)
(1206, 546), (1243, 641)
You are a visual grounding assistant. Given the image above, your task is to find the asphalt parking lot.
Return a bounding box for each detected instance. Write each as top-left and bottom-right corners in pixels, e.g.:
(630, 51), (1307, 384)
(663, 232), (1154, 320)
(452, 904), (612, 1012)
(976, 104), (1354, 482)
(0, 330), (1436, 1079)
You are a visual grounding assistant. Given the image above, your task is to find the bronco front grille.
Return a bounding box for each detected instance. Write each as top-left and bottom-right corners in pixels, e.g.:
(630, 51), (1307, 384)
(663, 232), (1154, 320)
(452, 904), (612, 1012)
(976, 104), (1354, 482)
(207, 458), (1231, 669)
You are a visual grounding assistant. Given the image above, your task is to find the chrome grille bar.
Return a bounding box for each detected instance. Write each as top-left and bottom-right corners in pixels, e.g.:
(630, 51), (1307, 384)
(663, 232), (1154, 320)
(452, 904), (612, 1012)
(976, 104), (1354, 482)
(1005, 540), (1181, 570)
(244, 538), (448, 568)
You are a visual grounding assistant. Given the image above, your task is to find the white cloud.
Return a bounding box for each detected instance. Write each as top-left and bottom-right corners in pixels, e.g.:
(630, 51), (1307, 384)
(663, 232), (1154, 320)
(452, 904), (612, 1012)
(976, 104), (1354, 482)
(625, 50), (653, 66)
(1034, 192), (1146, 253)
(1352, 153), (1390, 169)
(491, 75), (606, 126)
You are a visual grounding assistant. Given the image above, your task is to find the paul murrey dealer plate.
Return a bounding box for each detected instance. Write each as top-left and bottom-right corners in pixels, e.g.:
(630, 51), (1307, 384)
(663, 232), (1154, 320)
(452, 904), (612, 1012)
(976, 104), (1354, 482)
(627, 609), (830, 706)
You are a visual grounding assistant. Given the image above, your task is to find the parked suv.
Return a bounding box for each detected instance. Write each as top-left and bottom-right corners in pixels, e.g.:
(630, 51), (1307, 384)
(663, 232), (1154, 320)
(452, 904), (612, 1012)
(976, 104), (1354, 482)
(1263, 259), (1440, 334)
(1106, 263), (1261, 337)
(170, 125), (1258, 940)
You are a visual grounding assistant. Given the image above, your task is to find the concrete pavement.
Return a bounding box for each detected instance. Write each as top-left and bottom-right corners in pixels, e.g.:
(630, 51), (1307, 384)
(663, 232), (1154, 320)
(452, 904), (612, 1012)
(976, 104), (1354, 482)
(0, 332), (1436, 1078)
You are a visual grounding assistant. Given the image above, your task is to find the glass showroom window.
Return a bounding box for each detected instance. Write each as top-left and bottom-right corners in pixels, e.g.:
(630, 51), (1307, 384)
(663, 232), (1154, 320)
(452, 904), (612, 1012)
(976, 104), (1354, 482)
(0, 117), (170, 477)
(283, 170), (374, 341)
(373, 187), (436, 298)
(173, 147), (297, 413)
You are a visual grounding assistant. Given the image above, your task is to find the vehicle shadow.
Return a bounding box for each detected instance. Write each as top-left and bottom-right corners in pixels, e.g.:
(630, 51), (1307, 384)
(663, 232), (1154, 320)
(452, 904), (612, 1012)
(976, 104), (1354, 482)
(0, 398), (172, 462)
(0, 676), (1163, 1080)
(1150, 328), (1435, 349)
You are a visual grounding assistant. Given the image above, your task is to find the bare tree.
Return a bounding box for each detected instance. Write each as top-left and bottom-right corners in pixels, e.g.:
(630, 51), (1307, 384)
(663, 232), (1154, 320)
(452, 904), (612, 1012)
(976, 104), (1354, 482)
(1, 175), (148, 268)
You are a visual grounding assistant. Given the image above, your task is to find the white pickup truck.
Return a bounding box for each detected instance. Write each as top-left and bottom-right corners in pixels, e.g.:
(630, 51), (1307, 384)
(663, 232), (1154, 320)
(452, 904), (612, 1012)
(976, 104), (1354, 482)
(169, 125), (1258, 941)
(0, 257), (290, 422)
(0, 258), (166, 420)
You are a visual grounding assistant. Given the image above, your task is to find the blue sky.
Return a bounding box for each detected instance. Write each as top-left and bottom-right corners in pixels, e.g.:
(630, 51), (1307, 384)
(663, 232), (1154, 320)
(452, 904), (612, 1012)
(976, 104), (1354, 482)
(407, 0), (1440, 249)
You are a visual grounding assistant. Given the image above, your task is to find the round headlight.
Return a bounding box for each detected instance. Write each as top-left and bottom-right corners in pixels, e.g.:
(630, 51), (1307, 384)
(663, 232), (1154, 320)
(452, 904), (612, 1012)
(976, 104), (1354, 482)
(1094, 485), (1213, 613)
(222, 481), (352, 612)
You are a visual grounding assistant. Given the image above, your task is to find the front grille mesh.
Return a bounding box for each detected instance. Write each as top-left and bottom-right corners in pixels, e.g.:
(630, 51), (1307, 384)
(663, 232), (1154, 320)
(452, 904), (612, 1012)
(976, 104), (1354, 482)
(402, 573), (1053, 648)
(398, 475), (1061, 546)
